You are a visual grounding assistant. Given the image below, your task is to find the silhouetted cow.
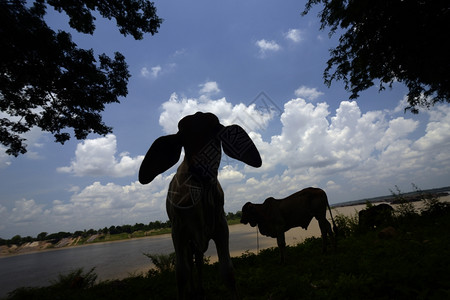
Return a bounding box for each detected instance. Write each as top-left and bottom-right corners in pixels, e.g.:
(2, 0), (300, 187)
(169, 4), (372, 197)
(241, 187), (337, 263)
(359, 203), (394, 230)
(139, 112), (261, 299)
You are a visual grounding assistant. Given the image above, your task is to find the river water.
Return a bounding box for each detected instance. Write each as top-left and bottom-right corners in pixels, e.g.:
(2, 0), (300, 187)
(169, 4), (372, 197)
(0, 234), (175, 298)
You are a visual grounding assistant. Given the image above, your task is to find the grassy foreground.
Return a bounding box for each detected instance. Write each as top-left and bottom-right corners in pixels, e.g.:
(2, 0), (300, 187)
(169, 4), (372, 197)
(5, 203), (450, 299)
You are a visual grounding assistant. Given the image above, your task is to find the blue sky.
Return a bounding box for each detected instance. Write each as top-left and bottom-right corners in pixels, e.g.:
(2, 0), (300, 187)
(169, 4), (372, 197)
(1, 0), (449, 239)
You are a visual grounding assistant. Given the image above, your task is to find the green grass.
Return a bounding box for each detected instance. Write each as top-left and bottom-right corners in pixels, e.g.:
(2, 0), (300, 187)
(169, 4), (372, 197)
(4, 208), (450, 300)
(227, 218), (243, 226)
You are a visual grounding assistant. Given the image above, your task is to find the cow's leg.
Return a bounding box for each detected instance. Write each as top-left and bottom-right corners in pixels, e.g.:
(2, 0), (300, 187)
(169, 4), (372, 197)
(318, 217), (334, 252)
(194, 250), (205, 299)
(213, 218), (239, 300)
(276, 233), (286, 264)
(172, 231), (194, 300)
(174, 250), (193, 299)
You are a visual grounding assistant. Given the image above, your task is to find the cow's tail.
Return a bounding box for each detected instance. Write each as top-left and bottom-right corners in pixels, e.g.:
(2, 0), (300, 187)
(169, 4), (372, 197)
(326, 197), (338, 236)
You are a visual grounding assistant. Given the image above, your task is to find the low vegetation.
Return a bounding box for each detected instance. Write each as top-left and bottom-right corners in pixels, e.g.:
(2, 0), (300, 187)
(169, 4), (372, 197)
(4, 192), (450, 299)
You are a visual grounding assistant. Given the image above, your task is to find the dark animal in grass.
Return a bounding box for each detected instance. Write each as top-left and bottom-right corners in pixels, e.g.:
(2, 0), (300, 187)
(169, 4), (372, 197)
(359, 203), (394, 231)
(240, 187), (337, 264)
(139, 112), (261, 300)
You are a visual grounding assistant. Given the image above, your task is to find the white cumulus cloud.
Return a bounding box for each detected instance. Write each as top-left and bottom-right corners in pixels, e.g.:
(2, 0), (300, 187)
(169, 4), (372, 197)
(57, 134), (143, 177)
(199, 81), (220, 94)
(140, 65), (162, 78)
(256, 39), (281, 57)
(284, 28), (303, 43)
(151, 66), (162, 77)
(294, 86), (324, 101)
(0, 176), (175, 237)
(219, 165), (246, 183)
(140, 67), (150, 77)
(0, 146), (12, 168)
(9, 199), (47, 223)
(158, 93), (275, 135)
(49, 177), (173, 231)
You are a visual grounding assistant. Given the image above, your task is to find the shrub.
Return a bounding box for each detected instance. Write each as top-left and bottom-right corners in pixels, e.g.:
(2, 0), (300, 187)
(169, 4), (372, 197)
(421, 192), (450, 217)
(334, 211), (359, 237)
(390, 185), (417, 218)
(143, 252), (176, 273)
(50, 267), (97, 290)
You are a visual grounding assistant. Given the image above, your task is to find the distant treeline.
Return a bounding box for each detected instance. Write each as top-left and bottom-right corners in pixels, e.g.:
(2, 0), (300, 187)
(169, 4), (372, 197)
(0, 211), (242, 247)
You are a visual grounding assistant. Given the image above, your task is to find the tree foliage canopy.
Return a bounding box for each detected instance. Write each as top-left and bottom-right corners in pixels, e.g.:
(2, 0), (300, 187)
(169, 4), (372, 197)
(303, 0), (450, 113)
(0, 0), (162, 156)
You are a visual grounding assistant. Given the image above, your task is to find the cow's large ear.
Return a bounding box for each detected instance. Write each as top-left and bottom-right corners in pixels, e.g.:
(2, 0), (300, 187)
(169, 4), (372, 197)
(139, 134), (182, 184)
(219, 124), (262, 168)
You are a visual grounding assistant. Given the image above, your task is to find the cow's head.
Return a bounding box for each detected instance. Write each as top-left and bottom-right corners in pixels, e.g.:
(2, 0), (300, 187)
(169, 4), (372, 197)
(240, 202), (259, 227)
(138, 112), (262, 184)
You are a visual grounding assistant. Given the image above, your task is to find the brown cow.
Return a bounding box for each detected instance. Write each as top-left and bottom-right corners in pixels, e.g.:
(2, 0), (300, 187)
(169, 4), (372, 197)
(241, 187), (337, 263)
(139, 112), (261, 299)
